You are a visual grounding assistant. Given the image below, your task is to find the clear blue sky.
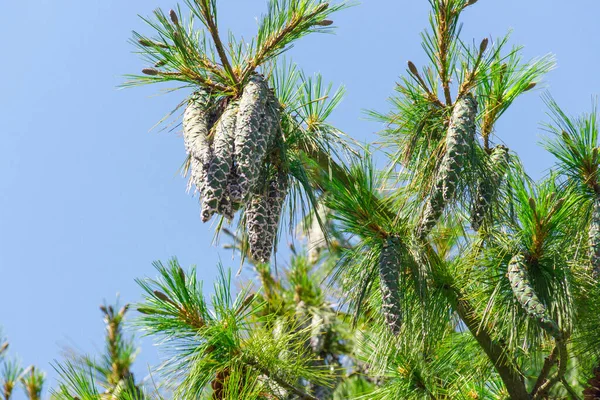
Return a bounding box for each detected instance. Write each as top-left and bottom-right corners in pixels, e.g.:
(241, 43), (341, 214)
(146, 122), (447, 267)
(1, 0), (599, 397)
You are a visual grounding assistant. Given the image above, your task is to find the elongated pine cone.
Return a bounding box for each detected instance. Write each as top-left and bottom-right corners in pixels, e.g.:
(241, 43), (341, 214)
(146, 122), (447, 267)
(307, 204), (329, 264)
(246, 170), (288, 263)
(508, 254), (562, 339)
(234, 74), (270, 203)
(183, 92), (213, 194)
(201, 101), (238, 222)
(379, 235), (403, 335)
(471, 145), (509, 231)
(589, 196), (600, 278)
(418, 93), (477, 238)
(584, 364), (600, 399)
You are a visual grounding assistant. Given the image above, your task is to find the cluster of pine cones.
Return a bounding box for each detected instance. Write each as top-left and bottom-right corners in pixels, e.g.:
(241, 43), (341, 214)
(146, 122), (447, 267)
(183, 74), (288, 263)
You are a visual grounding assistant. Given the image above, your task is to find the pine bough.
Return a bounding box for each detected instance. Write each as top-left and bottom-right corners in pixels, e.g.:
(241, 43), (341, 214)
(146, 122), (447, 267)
(182, 74), (287, 263)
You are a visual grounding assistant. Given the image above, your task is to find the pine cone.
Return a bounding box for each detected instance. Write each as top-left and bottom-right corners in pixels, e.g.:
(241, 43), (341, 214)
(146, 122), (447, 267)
(201, 101), (239, 222)
(583, 365), (600, 399)
(418, 93), (477, 238)
(234, 74), (270, 203)
(379, 235), (403, 335)
(471, 145), (509, 230)
(307, 204), (329, 264)
(183, 92), (213, 195)
(589, 197), (600, 278)
(508, 254), (561, 339)
(246, 170), (288, 263)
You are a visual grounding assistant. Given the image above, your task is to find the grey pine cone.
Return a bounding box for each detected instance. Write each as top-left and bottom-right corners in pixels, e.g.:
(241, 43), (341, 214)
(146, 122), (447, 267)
(234, 74), (270, 203)
(379, 235), (403, 335)
(183, 92), (213, 195)
(246, 170), (288, 263)
(418, 93), (477, 239)
(471, 145), (509, 231)
(201, 101), (239, 222)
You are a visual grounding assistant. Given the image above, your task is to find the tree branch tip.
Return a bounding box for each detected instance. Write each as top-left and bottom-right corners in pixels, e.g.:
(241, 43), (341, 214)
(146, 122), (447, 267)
(142, 68), (159, 76)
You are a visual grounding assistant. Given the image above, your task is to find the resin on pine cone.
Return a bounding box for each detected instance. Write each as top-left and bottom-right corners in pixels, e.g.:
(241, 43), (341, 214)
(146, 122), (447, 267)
(234, 74), (270, 203)
(183, 91), (214, 195)
(418, 93), (477, 238)
(201, 101), (239, 222)
(379, 235), (403, 335)
(246, 169), (288, 263)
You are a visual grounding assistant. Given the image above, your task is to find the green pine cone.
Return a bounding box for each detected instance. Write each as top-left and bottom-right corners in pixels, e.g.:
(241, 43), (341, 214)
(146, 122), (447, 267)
(589, 197), (600, 278)
(417, 93), (477, 238)
(379, 235), (403, 335)
(471, 145), (509, 231)
(183, 92), (213, 194)
(507, 254), (562, 339)
(201, 102), (239, 222)
(246, 170), (288, 263)
(234, 74), (270, 203)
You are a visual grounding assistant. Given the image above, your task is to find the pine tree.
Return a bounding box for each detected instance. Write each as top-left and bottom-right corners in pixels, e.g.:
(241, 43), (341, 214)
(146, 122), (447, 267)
(33, 0), (600, 399)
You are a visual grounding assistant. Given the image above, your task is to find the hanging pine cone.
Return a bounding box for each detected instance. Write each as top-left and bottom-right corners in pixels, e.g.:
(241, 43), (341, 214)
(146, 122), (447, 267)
(583, 364), (600, 399)
(201, 101), (239, 222)
(246, 169), (288, 263)
(234, 74), (270, 203)
(418, 93), (477, 239)
(589, 197), (600, 278)
(379, 235), (403, 335)
(310, 313), (327, 354)
(183, 92), (214, 194)
(507, 254), (562, 339)
(471, 145), (509, 231)
(307, 204), (329, 264)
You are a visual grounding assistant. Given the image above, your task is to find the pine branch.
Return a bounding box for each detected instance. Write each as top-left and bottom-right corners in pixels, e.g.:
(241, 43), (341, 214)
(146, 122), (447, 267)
(19, 366), (44, 400)
(302, 142), (529, 399)
(189, 0), (238, 85)
(531, 345), (558, 396)
(532, 341), (569, 399)
(407, 61), (445, 108)
(443, 285), (529, 400)
(242, 357), (319, 400)
(241, 1), (342, 83)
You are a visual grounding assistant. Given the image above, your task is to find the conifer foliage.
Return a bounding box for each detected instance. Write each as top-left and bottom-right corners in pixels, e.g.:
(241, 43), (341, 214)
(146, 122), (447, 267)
(8, 0), (599, 399)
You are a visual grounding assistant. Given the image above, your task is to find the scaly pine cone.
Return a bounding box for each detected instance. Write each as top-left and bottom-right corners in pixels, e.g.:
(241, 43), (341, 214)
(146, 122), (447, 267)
(379, 235), (403, 335)
(234, 74), (270, 203)
(418, 93), (477, 239)
(471, 145), (509, 231)
(507, 254), (562, 339)
(307, 204), (329, 264)
(246, 169), (288, 263)
(583, 364), (600, 399)
(589, 197), (600, 278)
(183, 92), (213, 195)
(201, 101), (239, 222)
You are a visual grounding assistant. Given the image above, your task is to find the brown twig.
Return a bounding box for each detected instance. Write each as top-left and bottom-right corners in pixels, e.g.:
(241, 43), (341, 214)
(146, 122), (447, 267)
(197, 1), (238, 86)
(240, 4), (328, 83)
(532, 341), (568, 399)
(531, 345), (559, 396)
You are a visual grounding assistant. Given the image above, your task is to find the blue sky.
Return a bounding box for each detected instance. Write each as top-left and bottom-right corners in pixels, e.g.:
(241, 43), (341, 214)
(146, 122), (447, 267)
(1, 0), (599, 397)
